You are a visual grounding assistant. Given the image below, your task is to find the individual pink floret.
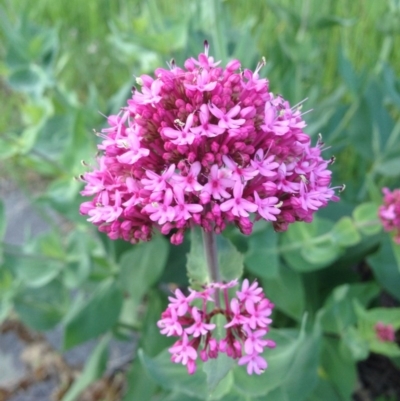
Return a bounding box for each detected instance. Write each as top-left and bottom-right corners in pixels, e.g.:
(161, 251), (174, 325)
(238, 352), (268, 375)
(185, 307), (216, 337)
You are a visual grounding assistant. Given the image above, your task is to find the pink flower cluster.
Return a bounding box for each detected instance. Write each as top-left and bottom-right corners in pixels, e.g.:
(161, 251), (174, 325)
(80, 42), (338, 244)
(157, 279), (276, 375)
(374, 322), (395, 342)
(379, 188), (400, 244)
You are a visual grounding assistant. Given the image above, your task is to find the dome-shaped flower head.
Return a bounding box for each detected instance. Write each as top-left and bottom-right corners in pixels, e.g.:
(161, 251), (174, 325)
(80, 41), (338, 244)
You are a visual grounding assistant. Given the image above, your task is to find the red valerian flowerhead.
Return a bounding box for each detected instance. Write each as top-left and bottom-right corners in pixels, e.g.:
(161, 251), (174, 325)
(374, 321), (395, 342)
(80, 42), (338, 244)
(157, 279), (276, 375)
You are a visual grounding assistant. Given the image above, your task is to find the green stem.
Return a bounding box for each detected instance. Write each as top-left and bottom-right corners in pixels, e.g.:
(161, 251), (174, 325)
(202, 229), (221, 307)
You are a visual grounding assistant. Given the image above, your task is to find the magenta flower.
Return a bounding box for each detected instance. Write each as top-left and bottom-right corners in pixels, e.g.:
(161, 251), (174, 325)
(157, 308), (183, 336)
(167, 288), (193, 316)
(237, 279), (263, 305)
(202, 164), (233, 201)
(172, 161), (203, 192)
(375, 322), (396, 342)
(254, 192), (280, 221)
(142, 188), (175, 225)
(158, 280), (275, 375)
(220, 181), (258, 217)
(379, 188), (400, 243)
(209, 103), (246, 131)
(169, 332), (198, 367)
(238, 352), (268, 375)
(191, 104), (225, 138)
(80, 42), (337, 244)
(185, 307), (216, 337)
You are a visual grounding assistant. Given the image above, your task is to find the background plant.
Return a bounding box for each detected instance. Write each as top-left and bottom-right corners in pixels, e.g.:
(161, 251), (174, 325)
(0, 0), (400, 400)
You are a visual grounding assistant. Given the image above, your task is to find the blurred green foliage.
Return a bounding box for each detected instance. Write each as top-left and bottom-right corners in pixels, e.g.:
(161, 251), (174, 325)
(0, 0), (400, 400)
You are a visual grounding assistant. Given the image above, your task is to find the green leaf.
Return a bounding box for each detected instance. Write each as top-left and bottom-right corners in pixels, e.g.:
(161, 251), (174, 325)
(391, 239), (400, 273)
(368, 236), (400, 301)
(313, 15), (357, 29)
(233, 322), (312, 397)
(338, 49), (361, 95)
(330, 217), (361, 246)
(340, 326), (369, 361)
(122, 359), (157, 401)
(63, 279), (123, 348)
(140, 290), (173, 357)
(320, 282), (380, 334)
(203, 351), (235, 394)
(352, 202), (381, 235)
(158, 393), (200, 401)
(0, 269), (13, 324)
(139, 348), (208, 399)
(280, 218), (341, 271)
(0, 135), (19, 160)
(62, 334), (110, 401)
(14, 256), (62, 288)
(60, 110), (96, 175)
(42, 178), (83, 221)
(376, 157), (400, 177)
(209, 371), (234, 400)
(245, 223), (278, 279)
(275, 320), (321, 401)
(119, 235), (168, 302)
(307, 378), (343, 401)
(14, 279), (68, 331)
(319, 338), (357, 401)
(187, 227), (209, 288)
(217, 235), (244, 282)
(262, 264), (305, 320)
(7, 65), (48, 94)
(63, 230), (99, 288)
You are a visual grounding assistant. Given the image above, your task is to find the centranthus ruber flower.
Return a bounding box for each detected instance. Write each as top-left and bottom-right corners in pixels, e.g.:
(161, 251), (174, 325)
(379, 188), (400, 244)
(374, 322), (396, 342)
(80, 41), (339, 244)
(157, 279), (276, 375)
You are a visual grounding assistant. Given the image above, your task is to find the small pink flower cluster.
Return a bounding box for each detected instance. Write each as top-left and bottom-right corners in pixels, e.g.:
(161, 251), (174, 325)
(374, 322), (395, 342)
(379, 188), (400, 244)
(80, 42), (338, 244)
(157, 279), (276, 375)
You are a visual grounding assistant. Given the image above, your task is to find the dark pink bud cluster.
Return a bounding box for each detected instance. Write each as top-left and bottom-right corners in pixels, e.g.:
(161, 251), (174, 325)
(379, 188), (400, 244)
(80, 42), (338, 244)
(374, 322), (395, 342)
(157, 279), (276, 375)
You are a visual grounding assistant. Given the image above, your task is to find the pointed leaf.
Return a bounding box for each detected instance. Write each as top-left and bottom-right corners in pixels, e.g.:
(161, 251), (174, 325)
(261, 264), (305, 320)
(64, 279), (123, 348)
(330, 217), (361, 246)
(368, 236), (400, 301)
(119, 235), (168, 302)
(352, 202), (381, 235)
(245, 223), (278, 279)
(62, 334), (110, 401)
